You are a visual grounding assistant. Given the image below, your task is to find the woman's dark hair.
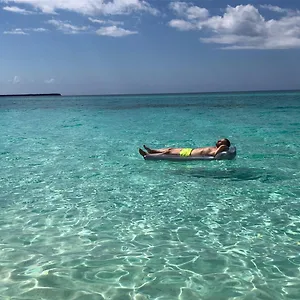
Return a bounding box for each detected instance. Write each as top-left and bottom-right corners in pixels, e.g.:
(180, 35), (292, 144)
(223, 138), (231, 147)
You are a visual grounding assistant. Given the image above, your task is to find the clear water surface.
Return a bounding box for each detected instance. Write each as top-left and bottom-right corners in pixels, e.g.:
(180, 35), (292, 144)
(0, 91), (300, 300)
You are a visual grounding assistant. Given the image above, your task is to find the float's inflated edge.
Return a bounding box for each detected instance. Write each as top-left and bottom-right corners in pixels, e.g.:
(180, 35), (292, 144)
(143, 146), (236, 161)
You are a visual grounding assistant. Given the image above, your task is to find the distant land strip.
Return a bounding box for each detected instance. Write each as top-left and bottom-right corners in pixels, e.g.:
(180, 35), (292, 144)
(0, 93), (61, 97)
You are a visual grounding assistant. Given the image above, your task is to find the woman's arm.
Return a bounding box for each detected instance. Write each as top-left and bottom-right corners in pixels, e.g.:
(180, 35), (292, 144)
(214, 145), (229, 156)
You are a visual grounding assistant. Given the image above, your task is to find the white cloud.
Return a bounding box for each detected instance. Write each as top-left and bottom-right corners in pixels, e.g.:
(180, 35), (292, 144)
(88, 17), (124, 26)
(170, 2), (188, 15)
(31, 27), (47, 32)
(203, 5), (266, 37)
(2, 0), (158, 15)
(169, 2), (209, 20)
(3, 27), (48, 34)
(11, 76), (21, 84)
(4, 28), (28, 35)
(45, 78), (55, 84)
(46, 19), (136, 37)
(260, 5), (290, 14)
(88, 17), (105, 24)
(96, 25), (137, 37)
(169, 4), (300, 49)
(169, 19), (195, 31)
(3, 5), (34, 14)
(47, 20), (89, 34)
(186, 6), (209, 20)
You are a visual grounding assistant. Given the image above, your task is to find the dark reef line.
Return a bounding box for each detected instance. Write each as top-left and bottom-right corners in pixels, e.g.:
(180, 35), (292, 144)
(0, 93), (61, 97)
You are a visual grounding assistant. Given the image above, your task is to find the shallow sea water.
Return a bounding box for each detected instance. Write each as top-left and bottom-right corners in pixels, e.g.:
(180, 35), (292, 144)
(0, 92), (300, 300)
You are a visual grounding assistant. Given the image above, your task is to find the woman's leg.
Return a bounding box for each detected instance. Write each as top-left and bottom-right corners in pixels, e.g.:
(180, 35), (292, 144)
(143, 145), (171, 153)
(143, 145), (182, 155)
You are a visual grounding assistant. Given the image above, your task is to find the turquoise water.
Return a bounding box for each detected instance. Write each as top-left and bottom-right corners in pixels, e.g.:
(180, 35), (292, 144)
(0, 92), (300, 300)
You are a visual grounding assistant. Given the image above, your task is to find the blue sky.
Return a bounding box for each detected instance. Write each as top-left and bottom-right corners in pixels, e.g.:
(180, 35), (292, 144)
(0, 0), (300, 95)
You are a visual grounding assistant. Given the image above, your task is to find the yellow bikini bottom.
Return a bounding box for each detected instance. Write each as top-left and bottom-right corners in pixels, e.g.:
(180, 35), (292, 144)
(179, 148), (193, 157)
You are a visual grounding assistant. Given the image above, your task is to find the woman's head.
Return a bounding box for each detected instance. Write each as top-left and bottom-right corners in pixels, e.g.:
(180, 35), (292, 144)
(216, 138), (231, 147)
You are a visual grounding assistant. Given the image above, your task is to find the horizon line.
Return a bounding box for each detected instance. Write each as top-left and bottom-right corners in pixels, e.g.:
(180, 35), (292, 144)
(1, 88), (300, 98)
(63, 88), (300, 97)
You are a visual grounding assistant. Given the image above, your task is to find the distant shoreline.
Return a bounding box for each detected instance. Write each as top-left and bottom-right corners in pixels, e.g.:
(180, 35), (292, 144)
(1, 89), (299, 98)
(0, 93), (61, 97)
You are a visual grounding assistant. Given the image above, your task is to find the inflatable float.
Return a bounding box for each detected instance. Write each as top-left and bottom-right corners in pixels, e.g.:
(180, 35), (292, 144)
(141, 146), (236, 161)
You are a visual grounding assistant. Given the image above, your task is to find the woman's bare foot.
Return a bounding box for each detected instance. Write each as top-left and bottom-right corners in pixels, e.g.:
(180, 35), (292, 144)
(143, 145), (156, 153)
(139, 148), (147, 157)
